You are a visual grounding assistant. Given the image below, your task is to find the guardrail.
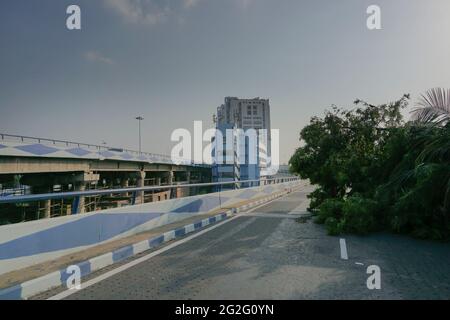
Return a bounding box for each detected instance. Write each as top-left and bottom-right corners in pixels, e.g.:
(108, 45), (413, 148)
(0, 177), (299, 205)
(0, 133), (209, 167)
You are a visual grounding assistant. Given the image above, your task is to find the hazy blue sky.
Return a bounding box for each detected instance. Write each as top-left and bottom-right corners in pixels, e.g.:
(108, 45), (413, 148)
(1, 0), (450, 163)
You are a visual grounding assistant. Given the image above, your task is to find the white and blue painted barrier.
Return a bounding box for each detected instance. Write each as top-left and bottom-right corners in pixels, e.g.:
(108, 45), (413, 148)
(0, 180), (302, 276)
(0, 211), (233, 300)
(0, 184), (301, 300)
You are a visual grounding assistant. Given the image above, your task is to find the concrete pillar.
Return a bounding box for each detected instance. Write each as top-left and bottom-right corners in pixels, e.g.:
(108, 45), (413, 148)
(185, 171), (192, 197)
(77, 183), (87, 214)
(186, 171), (191, 183)
(72, 172), (99, 214)
(121, 178), (130, 197)
(166, 171), (174, 199)
(34, 185), (52, 219)
(168, 171), (174, 185)
(44, 199), (51, 219)
(136, 171), (146, 204)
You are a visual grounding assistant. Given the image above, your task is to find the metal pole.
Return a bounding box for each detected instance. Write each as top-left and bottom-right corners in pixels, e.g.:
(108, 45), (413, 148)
(135, 116), (144, 154)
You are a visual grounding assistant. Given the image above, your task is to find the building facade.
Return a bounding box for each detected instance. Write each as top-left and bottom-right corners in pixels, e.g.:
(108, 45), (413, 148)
(212, 97), (271, 187)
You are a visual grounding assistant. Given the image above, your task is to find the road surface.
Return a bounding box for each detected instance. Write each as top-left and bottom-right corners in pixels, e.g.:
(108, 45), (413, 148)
(36, 189), (450, 299)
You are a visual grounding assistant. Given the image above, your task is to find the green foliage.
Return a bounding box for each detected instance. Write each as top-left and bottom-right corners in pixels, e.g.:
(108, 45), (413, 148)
(307, 188), (330, 212)
(290, 92), (450, 240)
(316, 198), (343, 224)
(318, 196), (378, 235)
(412, 88), (450, 126)
(325, 217), (343, 236)
(341, 195), (378, 235)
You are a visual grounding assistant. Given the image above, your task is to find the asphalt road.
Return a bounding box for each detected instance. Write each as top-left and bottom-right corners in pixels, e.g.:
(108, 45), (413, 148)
(39, 189), (450, 300)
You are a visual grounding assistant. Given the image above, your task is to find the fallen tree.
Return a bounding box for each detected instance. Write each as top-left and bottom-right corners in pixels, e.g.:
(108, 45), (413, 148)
(289, 90), (450, 240)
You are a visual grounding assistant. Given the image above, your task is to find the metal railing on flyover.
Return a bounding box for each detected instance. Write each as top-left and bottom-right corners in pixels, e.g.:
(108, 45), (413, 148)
(0, 177), (300, 205)
(0, 133), (209, 168)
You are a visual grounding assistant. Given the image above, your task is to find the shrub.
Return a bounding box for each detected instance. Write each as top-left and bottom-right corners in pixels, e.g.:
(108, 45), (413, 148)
(315, 198), (344, 224)
(325, 217), (344, 235)
(307, 188), (329, 212)
(341, 196), (378, 234)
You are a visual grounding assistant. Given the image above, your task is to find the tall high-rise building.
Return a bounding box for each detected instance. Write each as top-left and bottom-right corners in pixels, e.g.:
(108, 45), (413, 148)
(212, 97), (272, 187)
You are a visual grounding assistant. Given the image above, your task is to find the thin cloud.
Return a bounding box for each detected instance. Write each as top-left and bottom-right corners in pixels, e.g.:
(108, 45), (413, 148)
(104, 0), (203, 25)
(238, 0), (254, 10)
(84, 51), (115, 65)
(183, 0), (202, 8)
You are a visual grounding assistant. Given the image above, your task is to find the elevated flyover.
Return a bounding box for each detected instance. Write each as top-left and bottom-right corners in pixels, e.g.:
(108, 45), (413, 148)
(0, 133), (211, 217)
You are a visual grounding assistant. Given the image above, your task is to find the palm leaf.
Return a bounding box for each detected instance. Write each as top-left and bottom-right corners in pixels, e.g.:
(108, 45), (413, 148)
(411, 88), (450, 125)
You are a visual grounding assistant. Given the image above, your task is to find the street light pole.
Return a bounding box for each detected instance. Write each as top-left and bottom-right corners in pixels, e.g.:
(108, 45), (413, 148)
(135, 116), (144, 154)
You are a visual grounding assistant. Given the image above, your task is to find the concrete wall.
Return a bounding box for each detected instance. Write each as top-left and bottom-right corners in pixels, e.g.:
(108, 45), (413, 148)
(0, 180), (301, 275)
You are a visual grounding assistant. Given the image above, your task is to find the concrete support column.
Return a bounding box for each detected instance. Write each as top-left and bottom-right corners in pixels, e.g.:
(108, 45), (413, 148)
(34, 185), (53, 219)
(72, 172), (99, 214)
(44, 199), (51, 219)
(76, 183), (87, 214)
(185, 171), (192, 197)
(136, 171), (146, 204)
(167, 171), (174, 199)
(186, 171), (191, 184)
(168, 171), (174, 185)
(121, 178), (130, 197)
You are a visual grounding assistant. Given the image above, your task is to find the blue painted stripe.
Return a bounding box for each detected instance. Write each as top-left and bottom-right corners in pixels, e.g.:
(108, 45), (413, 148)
(194, 222), (202, 229)
(149, 235), (164, 247)
(0, 284), (23, 300)
(221, 213), (227, 219)
(209, 217), (216, 224)
(175, 227), (186, 237)
(112, 245), (133, 262)
(0, 212), (162, 260)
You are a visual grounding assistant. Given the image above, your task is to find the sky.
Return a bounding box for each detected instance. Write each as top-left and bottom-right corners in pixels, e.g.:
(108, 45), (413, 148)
(1, 0), (450, 164)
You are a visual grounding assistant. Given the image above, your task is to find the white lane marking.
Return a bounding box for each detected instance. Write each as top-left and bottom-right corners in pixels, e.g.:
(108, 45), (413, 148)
(355, 262), (364, 266)
(47, 193), (289, 300)
(340, 238), (348, 260)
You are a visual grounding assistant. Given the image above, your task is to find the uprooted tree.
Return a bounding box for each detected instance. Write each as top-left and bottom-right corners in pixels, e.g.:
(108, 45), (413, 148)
(289, 89), (450, 240)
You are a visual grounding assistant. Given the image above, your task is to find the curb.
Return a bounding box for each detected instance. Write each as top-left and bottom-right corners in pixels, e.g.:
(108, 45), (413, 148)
(0, 188), (293, 300)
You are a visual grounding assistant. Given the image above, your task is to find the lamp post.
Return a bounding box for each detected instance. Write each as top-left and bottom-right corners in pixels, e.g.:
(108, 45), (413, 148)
(135, 116), (144, 154)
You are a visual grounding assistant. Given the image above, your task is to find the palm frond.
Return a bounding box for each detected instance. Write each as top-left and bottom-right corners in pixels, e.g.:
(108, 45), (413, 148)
(411, 88), (450, 125)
